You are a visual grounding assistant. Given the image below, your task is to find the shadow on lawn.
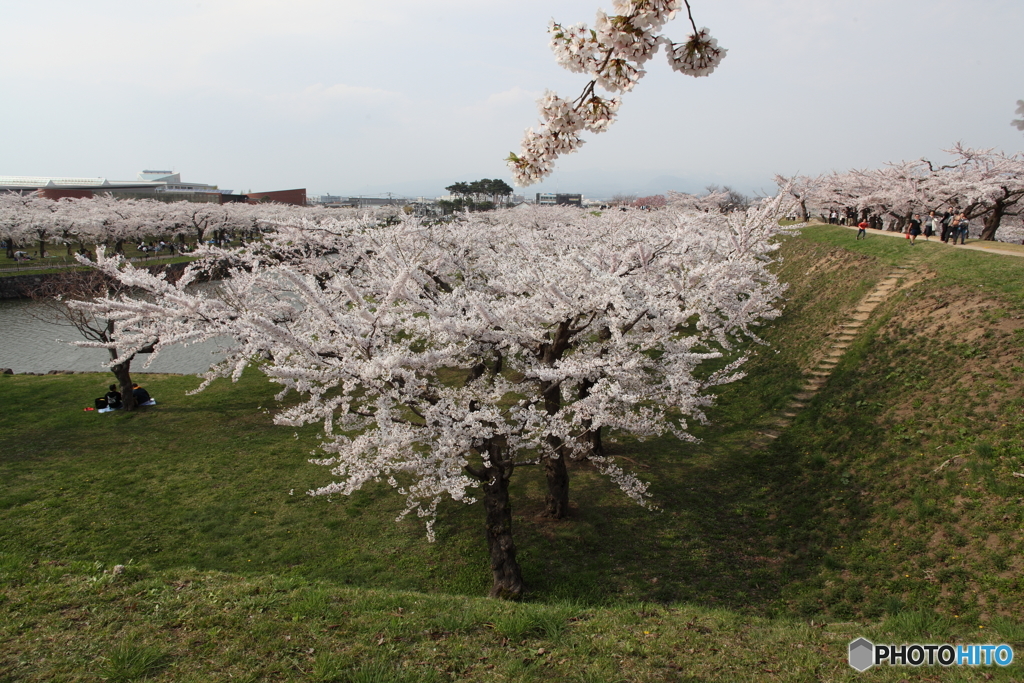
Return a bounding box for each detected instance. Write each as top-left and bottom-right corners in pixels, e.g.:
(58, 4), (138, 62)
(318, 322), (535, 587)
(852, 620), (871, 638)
(498, 354), (887, 615)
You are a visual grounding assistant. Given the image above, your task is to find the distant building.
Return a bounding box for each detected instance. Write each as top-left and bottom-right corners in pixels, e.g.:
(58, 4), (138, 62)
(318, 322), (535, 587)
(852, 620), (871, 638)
(248, 189), (307, 206)
(136, 170), (224, 195)
(0, 172), (230, 202)
(536, 193), (583, 207)
(0, 171), (306, 206)
(0, 175), (167, 199)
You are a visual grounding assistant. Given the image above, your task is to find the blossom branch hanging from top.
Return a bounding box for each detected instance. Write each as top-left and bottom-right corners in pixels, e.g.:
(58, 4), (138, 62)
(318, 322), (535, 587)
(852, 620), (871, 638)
(506, 0), (726, 186)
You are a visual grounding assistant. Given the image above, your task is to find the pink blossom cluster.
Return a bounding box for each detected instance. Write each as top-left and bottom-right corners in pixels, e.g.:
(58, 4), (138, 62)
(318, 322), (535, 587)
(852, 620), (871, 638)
(508, 1), (726, 186)
(665, 27), (726, 77)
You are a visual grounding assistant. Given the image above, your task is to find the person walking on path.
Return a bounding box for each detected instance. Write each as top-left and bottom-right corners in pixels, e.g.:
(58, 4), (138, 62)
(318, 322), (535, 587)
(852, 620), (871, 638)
(925, 211), (937, 240)
(908, 214), (922, 245)
(856, 220), (869, 240)
(953, 213), (970, 245)
(941, 210), (954, 242)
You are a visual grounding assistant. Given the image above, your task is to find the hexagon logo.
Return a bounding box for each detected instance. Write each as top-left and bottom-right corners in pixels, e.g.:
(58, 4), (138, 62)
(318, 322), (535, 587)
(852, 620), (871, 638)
(849, 638), (875, 672)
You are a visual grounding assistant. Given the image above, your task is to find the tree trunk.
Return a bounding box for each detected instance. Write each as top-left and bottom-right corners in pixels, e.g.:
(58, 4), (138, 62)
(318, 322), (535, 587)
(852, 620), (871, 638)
(543, 440), (569, 519)
(480, 442), (524, 599)
(106, 319), (137, 412)
(111, 355), (137, 412)
(980, 200), (1004, 241)
(540, 378), (570, 519)
(577, 378), (605, 460)
(114, 239), (125, 255)
(535, 320), (575, 519)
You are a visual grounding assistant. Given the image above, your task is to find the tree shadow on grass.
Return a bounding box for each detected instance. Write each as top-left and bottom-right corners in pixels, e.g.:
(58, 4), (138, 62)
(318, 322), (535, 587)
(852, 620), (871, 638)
(497, 357), (889, 615)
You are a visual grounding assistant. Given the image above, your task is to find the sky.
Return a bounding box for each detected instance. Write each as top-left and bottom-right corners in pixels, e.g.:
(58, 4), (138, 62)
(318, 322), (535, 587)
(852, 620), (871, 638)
(2, 0), (1023, 200)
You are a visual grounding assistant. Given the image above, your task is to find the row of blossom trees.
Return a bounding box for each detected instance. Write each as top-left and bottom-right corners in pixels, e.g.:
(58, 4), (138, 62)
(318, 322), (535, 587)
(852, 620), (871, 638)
(784, 145), (1024, 242)
(68, 194), (795, 597)
(0, 192), (399, 407)
(0, 194), (387, 260)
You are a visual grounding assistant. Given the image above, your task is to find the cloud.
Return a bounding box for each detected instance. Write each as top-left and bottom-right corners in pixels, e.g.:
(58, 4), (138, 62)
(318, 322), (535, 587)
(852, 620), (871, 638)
(460, 87), (542, 117)
(262, 82), (404, 121)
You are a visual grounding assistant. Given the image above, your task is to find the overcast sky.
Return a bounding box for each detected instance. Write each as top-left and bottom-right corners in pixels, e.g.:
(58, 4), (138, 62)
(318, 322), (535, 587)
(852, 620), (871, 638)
(2, 0), (1022, 199)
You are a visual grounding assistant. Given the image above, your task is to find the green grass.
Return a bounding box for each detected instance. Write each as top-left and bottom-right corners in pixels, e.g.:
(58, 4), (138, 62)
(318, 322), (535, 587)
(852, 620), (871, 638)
(3, 228), (1024, 680)
(3, 560), (1017, 682)
(799, 223), (1024, 304)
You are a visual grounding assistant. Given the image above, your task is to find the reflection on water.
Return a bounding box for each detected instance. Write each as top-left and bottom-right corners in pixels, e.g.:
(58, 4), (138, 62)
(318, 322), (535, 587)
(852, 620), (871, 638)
(0, 297), (227, 375)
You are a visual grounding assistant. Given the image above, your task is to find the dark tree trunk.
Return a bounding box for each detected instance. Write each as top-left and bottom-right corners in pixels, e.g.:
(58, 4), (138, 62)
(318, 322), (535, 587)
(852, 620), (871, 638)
(540, 378), (569, 519)
(114, 239), (125, 255)
(543, 440), (569, 519)
(110, 356), (137, 412)
(980, 200), (1004, 241)
(5, 238), (14, 259)
(106, 320), (137, 411)
(577, 378), (605, 459)
(478, 442), (524, 599)
(538, 320), (574, 519)
(579, 422), (605, 459)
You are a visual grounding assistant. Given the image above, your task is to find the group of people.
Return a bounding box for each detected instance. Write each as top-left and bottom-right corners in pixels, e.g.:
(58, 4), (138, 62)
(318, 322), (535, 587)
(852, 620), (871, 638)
(94, 383), (154, 412)
(852, 210), (971, 245)
(138, 240), (173, 254)
(902, 210), (971, 245)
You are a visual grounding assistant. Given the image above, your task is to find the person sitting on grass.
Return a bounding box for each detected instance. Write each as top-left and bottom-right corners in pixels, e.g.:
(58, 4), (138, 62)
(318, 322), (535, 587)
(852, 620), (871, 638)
(132, 383), (155, 406)
(105, 384), (123, 410)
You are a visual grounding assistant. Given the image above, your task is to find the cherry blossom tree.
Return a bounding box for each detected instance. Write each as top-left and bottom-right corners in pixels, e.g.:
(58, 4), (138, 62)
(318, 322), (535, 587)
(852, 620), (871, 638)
(32, 269), (152, 411)
(507, 0), (726, 186)
(0, 193), (48, 259)
(922, 144), (1024, 241)
(792, 145), (1024, 241)
(632, 194), (667, 209)
(69, 195), (794, 598)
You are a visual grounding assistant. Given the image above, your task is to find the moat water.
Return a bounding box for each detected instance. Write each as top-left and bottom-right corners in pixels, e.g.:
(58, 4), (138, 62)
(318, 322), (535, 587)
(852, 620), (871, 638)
(0, 297), (226, 375)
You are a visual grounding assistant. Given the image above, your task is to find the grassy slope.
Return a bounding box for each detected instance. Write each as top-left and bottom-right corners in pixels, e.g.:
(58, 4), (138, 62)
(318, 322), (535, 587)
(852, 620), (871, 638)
(2, 225), (1024, 681)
